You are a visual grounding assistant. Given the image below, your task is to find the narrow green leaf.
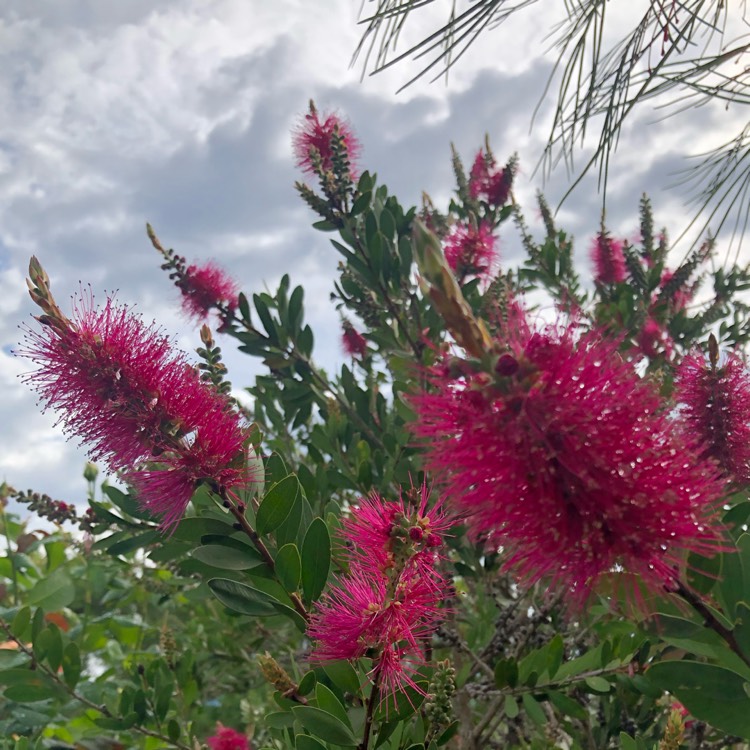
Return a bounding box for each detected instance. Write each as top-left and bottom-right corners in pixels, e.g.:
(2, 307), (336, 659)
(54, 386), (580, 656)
(548, 690), (586, 720)
(168, 719), (181, 742)
(288, 286), (304, 332)
(191, 544), (263, 570)
(107, 530), (160, 556)
(301, 518), (330, 603)
(276, 543), (302, 592)
(256, 475), (299, 536)
(521, 693), (546, 726)
(546, 634), (564, 679)
(11, 607), (30, 640)
(62, 642), (81, 689)
(35, 624), (63, 672)
(619, 732), (638, 750)
(298, 671), (317, 696)
(494, 658), (518, 688)
(208, 578), (278, 617)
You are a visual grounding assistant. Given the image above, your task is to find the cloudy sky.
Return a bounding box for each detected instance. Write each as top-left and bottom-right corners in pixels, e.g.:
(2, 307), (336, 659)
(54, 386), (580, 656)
(1, 0), (747, 510)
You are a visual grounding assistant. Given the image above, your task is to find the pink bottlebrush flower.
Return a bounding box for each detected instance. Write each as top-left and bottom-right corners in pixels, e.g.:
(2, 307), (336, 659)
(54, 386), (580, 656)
(414, 320), (725, 606)
(676, 350), (750, 484)
(341, 320), (368, 358)
(468, 150), (512, 207)
(308, 489), (451, 704)
(659, 269), (694, 312)
(308, 566), (445, 699)
(591, 233), (627, 285)
(207, 724), (250, 750)
(179, 261), (239, 323)
(637, 317), (673, 360)
(20, 293), (249, 531)
(444, 222), (498, 280)
(340, 489), (450, 591)
(293, 102), (360, 178)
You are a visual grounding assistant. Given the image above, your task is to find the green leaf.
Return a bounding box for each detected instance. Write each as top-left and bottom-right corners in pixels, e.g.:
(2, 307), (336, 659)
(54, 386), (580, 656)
(11, 607), (30, 640)
(687, 549), (722, 595)
(350, 191), (372, 217)
(291, 706), (358, 746)
(298, 671), (317, 696)
(207, 578), (278, 617)
(295, 736), (326, 750)
(322, 660), (361, 696)
(276, 543), (302, 592)
(0, 650), (29, 669)
(719, 533), (750, 618)
(735, 602), (750, 660)
(107, 530), (159, 556)
(504, 694), (519, 719)
(619, 732), (638, 750)
(265, 710), (294, 729)
(256, 475), (299, 535)
(546, 634), (564, 679)
(4, 682), (59, 702)
(253, 293), (278, 343)
(238, 292), (251, 321)
(301, 518), (330, 603)
(62, 642), (81, 689)
(172, 517), (235, 542)
(27, 568), (75, 612)
(168, 719), (181, 742)
(315, 683), (351, 727)
(102, 485), (151, 520)
(288, 285), (304, 332)
(521, 693), (546, 726)
(34, 624), (63, 672)
(548, 690), (586, 720)
(584, 676), (611, 693)
(436, 720), (460, 745)
(191, 544), (263, 570)
(647, 660), (750, 739)
(494, 658), (518, 688)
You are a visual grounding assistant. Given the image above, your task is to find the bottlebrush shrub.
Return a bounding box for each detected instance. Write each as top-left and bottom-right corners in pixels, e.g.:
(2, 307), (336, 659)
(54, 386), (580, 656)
(6, 101), (750, 750)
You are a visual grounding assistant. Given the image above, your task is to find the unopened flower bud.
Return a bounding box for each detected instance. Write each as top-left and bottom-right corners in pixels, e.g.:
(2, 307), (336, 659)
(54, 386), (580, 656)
(495, 353), (519, 376)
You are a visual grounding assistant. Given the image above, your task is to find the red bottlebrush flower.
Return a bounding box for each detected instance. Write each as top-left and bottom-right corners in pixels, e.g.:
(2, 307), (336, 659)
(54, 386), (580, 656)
(293, 102), (360, 178)
(179, 261), (239, 323)
(206, 724), (250, 750)
(637, 317), (673, 360)
(308, 489), (450, 705)
(444, 222), (498, 280)
(676, 349), (750, 484)
(591, 233), (627, 285)
(468, 150), (512, 207)
(341, 320), (368, 358)
(20, 292), (249, 531)
(414, 320), (724, 606)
